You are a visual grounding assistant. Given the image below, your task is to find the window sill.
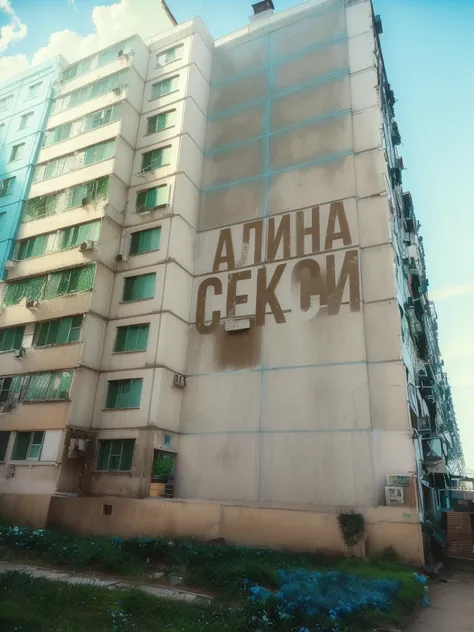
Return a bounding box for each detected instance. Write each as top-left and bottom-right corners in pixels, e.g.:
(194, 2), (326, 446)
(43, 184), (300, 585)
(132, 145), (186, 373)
(136, 204), (169, 215)
(144, 125), (175, 137)
(102, 407), (140, 412)
(129, 249), (160, 257)
(149, 89), (180, 103)
(93, 469), (132, 475)
(8, 460), (57, 466)
(119, 298), (154, 304)
(112, 349), (146, 355)
(34, 341), (81, 350)
(22, 399), (71, 405)
(139, 162), (171, 174)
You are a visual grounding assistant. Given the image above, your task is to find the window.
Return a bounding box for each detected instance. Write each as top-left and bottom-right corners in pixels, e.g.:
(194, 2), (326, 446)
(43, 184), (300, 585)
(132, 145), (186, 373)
(157, 46), (183, 67)
(0, 376), (22, 403)
(147, 110), (174, 134)
(43, 122), (72, 146)
(27, 82), (42, 99)
(70, 176), (109, 208)
(0, 326), (24, 352)
(97, 439), (135, 471)
(59, 221), (100, 250)
(24, 371), (73, 402)
(62, 56), (93, 82)
(19, 112), (34, 131)
(35, 156), (70, 182)
(114, 324), (149, 353)
(57, 70), (128, 112)
(12, 432), (44, 461)
(136, 186), (169, 213)
(0, 432), (10, 462)
(0, 177), (15, 198)
(84, 139), (116, 166)
(0, 95), (13, 112)
(130, 228), (161, 256)
(17, 235), (47, 260)
(83, 106), (119, 132)
(9, 143), (25, 162)
(43, 265), (95, 300)
(3, 276), (46, 306)
(105, 379), (142, 409)
(151, 76), (178, 99)
(34, 316), (82, 347)
(122, 273), (156, 302)
(141, 146), (171, 172)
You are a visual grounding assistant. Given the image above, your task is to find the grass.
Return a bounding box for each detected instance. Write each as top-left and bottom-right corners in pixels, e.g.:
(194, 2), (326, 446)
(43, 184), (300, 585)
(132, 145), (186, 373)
(0, 525), (426, 630)
(0, 569), (425, 632)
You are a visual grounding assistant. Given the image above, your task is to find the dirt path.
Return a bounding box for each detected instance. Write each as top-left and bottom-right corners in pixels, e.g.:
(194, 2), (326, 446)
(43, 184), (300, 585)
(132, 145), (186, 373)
(406, 563), (474, 632)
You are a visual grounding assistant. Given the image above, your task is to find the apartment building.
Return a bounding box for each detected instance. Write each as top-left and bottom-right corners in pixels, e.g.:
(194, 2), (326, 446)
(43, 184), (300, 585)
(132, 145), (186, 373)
(0, 60), (64, 279)
(0, 0), (461, 559)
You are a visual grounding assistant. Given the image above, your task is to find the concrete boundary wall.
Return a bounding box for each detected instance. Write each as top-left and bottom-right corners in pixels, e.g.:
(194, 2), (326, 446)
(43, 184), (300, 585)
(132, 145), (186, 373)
(0, 494), (423, 565)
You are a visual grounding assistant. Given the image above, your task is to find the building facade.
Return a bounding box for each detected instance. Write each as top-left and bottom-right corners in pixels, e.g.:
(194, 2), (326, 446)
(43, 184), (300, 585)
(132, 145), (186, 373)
(0, 60), (64, 280)
(0, 0), (462, 555)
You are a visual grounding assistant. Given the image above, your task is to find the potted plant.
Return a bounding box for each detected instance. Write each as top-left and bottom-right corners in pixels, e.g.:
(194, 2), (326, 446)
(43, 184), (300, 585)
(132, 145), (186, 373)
(149, 453), (175, 498)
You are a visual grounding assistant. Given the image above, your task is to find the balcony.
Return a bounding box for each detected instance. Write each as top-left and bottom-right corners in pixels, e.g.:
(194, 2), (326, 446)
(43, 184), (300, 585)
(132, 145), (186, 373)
(0, 292), (93, 329)
(0, 342), (82, 376)
(0, 401), (71, 432)
(7, 248), (100, 282)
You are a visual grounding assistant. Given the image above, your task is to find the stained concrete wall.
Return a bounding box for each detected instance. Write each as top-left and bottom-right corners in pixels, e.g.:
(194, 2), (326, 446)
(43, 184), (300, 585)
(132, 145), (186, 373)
(40, 495), (423, 565)
(178, 0), (417, 510)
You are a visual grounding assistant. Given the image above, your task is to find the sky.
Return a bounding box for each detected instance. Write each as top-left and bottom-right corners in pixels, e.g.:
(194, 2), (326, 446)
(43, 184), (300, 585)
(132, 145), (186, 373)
(1, 0), (473, 471)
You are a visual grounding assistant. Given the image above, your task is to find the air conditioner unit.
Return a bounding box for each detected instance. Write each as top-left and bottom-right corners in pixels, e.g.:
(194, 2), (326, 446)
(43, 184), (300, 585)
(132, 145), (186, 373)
(4, 260), (15, 270)
(173, 373), (186, 388)
(385, 486), (404, 505)
(26, 299), (40, 310)
(14, 347), (26, 360)
(115, 253), (128, 262)
(79, 240), (95, 252)
(117, 49), (124, 58)
(81, 196), (91, 206)
(112, 86), (123, 95)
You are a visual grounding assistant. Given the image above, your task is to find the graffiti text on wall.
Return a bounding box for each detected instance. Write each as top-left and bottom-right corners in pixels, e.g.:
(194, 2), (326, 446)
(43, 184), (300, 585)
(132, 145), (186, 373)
(196, 201), (360, 333)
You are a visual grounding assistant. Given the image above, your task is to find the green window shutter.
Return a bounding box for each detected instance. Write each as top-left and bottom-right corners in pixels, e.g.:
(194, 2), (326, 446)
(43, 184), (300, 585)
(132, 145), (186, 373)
(129, 232), (140, 256)
(106, 381), (119, 409)
(142, 152), (152, 172)
(57, 372), (73, 399)
(114, 327), (127, 352)
(71, 184), (87, 207)
(0, 431), (10, 462)
(0, 327), (24, 352)
(146, 188), (158, 208)
(123, 277), (134, 301)
(68, 316), (82, 342)
(27, 432), (44, 461)
(12, 432), (30, 460)
(129, 379), (142, 408)
(136, 325), (149, 350)
(18, 235), (47, 260)
(143, 273), (156, 299)
(147, 116), (157, 135)
(120, 439), (134, 470)
(165, 48), (176, 63)
(97, 440), (111, 470)
(3, 276), (45, 306)
(34, 322), (48, 347)
(57, 317), (72, 344)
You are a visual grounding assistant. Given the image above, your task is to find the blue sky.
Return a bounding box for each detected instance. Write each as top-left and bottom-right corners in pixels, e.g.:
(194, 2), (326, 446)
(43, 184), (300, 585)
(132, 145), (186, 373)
(2, 0), (473, 470)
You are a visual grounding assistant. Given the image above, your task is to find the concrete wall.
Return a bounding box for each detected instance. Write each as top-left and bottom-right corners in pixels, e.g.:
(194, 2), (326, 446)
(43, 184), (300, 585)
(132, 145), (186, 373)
(178, 0), (417, 509)
(41, 495), (424, 565)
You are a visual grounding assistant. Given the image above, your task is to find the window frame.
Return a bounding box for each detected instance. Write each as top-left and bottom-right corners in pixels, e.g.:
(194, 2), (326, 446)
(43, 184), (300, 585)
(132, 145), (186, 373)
(0, 176), (15, 198)
(18, 112), (34, 131)
(146, 109), (175, 135)
(122, 273), (156, 302)
(105, 379), (143, 410)
(0, 326), (25, 353)
(24, 371), (73, 402)
(151, 76), (179, 100)
(12, 431), (45, 462)
(34, 316), (83, 348)
(141, 146), (171, 172)
(129, 227), (161, 256)
(16, 234), (47, 260)
(0, 431), (10, 463)
(96, 438), (135, 471)
(27, 82), (42, 99)
(114, 323), (149, 353)
(136, 185), (169, 213)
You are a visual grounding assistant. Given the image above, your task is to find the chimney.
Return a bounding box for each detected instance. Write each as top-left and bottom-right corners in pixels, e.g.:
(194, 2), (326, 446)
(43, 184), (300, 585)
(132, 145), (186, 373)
(251, 1), (275, 18)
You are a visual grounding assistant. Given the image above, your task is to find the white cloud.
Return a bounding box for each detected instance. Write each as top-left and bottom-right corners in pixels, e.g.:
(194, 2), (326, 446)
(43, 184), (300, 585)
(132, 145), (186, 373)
(0, 53), (29, 82)
(0, 0), (27, 54)
(0, 0), (173, 82)
(430, 284), (474, 301)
